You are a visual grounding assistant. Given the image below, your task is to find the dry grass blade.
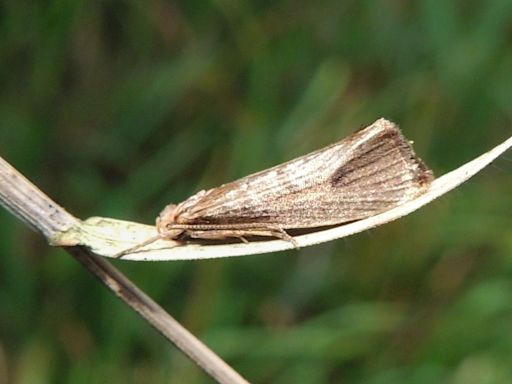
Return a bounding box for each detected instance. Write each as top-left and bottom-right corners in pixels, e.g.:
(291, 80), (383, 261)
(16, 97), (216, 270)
(53, 134), (512, 261)
(0, 156), (250, 384)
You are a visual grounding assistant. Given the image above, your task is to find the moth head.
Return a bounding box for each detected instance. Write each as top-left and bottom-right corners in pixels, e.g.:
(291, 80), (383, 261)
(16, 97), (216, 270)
(158, 203), (178, 221)
(156, 204), (184, 236)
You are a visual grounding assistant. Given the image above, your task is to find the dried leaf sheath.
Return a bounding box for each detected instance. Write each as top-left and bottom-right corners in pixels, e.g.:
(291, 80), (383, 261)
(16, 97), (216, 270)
(161, 118), (433, 231)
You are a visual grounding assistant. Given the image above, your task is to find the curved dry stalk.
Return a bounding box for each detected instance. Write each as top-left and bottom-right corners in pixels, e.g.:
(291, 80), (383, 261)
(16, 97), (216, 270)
(53, 134), (512, 261)
(0, 156), (249, 384)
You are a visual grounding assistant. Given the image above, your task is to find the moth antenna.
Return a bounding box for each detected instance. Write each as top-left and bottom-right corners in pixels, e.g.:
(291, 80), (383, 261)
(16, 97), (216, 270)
(113, 234), (164, 259)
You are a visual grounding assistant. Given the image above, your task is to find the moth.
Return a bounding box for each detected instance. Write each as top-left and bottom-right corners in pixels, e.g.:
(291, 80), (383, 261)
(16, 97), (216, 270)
(116, 118), (433, 257)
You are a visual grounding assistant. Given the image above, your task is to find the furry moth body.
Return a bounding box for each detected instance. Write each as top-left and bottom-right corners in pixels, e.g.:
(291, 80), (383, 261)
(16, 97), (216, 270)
(116, 118), (433, 258)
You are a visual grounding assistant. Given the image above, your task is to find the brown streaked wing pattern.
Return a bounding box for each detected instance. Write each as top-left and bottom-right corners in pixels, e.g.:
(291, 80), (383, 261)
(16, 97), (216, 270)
(172, 119), (433, 228)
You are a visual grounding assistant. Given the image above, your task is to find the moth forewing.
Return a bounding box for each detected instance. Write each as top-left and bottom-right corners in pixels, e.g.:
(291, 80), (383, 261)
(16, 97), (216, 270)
(162, 119), (432, 228)
(162, 123), (383, 222)
(117, 118), (433, 258)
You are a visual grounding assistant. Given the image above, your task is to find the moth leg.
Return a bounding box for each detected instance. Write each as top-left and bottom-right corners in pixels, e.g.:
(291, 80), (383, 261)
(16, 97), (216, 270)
(184, 230), (250, 243)
(185, 227), (299, 248)
(266, 227), (300, 248)
(237, 236), (249, 244)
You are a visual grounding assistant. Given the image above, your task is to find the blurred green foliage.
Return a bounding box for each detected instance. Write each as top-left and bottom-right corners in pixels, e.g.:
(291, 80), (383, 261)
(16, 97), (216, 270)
(1, 1), (512, 383)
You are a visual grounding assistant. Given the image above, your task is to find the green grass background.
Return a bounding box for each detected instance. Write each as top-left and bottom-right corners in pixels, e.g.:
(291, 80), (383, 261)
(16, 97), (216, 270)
(1, 1), (512, 383)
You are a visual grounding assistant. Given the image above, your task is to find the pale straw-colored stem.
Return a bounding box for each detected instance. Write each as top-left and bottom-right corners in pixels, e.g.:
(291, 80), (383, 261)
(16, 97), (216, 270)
(0, 156), (249, 384)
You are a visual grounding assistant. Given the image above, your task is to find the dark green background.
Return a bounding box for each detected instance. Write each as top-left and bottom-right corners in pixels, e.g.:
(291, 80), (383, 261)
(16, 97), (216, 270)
(1, 1), (512, 383)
